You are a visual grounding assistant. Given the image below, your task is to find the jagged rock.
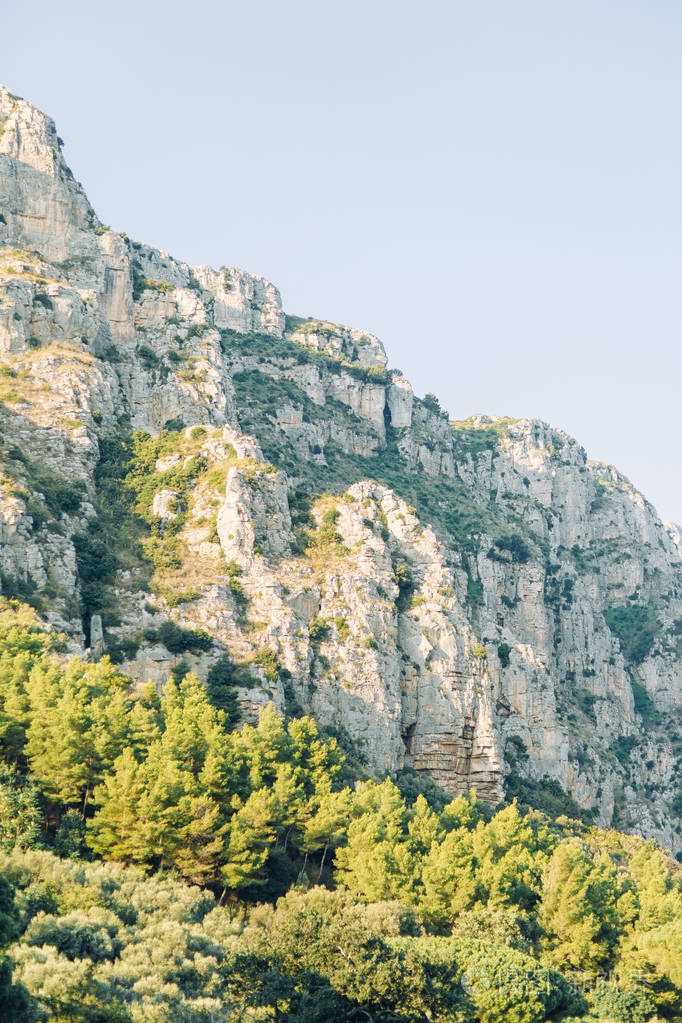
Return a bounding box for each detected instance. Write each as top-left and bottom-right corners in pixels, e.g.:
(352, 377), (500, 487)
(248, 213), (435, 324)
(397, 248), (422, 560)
(195, 265), (284, 337)
(89, 613), (104, 658)
(286, 318), (387, 367)
(151, 489), (180, 521)
(387, 375), (414, 428)
(217, 464), (295, 563)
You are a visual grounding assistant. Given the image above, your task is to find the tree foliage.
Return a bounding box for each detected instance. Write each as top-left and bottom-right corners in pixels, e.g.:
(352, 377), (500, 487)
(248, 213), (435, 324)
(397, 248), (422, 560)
(0, 598), (681, 1020)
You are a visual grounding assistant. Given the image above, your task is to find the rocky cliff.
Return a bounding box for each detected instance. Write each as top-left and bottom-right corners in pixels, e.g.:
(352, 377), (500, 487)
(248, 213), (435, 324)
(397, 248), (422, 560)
(1, 85), (681, 853)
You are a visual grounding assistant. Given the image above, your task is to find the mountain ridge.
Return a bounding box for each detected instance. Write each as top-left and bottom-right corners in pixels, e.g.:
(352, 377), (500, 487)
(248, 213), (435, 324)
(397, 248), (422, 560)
(1, 84), (681, 855)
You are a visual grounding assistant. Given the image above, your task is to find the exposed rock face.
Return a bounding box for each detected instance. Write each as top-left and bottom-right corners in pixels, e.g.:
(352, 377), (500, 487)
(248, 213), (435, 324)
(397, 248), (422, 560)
(1, 87), (681, 854)
(196, 266), (284, 337)
(285, 318), (387, 368)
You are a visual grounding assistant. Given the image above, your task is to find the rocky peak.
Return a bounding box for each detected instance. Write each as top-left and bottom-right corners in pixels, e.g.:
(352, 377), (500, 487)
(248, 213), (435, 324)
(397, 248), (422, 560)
(0, 85), (101, 261)
(285, 315), (388, 369)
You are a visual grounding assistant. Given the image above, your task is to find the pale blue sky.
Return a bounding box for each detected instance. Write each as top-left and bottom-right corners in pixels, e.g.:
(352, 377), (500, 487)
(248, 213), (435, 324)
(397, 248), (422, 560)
(4, 1), (682, 520)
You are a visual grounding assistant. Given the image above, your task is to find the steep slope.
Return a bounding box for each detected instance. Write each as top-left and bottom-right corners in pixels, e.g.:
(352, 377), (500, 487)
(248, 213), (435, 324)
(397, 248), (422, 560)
(1, 85), (681, 853)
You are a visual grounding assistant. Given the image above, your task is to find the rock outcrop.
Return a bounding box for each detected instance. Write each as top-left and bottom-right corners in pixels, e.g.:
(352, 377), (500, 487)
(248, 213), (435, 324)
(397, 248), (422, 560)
(1, 85), (681, 854)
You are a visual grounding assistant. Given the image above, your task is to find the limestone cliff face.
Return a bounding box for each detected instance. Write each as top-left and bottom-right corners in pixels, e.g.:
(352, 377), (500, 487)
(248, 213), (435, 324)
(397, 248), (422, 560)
(1, 86), (681, 853)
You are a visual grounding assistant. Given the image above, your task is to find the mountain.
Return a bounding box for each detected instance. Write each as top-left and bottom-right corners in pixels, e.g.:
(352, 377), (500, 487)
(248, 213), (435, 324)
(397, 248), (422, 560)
(1, 83), (681, 856)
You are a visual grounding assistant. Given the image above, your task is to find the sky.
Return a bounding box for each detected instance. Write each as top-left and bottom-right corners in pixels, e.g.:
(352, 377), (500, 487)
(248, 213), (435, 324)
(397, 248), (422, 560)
(4, 1), (682, 520)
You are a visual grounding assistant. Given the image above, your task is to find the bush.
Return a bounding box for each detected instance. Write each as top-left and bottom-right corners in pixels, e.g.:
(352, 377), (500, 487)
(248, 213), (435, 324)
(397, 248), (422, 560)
(0, 574), (40, 609)
(391, 935), (581, 1023)
(205, 654), (241, 727)
(106, 636), (140, 664)
(155, 620), (212, 655)
(588, 979), (657, 1023)
(137, 344), (160, 369)
(467, 573), (484, 608)
(488, 534), (532, 565)
(319, 507), (342, 545)
(422, 392), (442, 414)
(604, 605), (658, 664)
(505, 772), (594, 824)
(141, 278), (174, 294)
(0, 765), (42, 851)
(162, 417), (185, 432)
(254, 647), (281, 681)
(227, 575), (248, 614)
(73, 526), (117, 615)
(53, 811), (86, 860)
(631, 679), (658, 722)
(15, 456), (86, 521)
(395, 766), (449, 812)
(498, 643), (511, 668)
(393, 561), (414, 612)
(308, 617), (330, 643)
(609, 735), (638, 766)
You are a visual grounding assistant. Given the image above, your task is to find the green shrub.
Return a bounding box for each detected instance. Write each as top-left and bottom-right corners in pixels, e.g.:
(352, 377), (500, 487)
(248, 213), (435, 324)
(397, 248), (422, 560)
(0, 573), (40, 609)
(53, 810), (87, 860)
(254, 647), (281, 681)
(422, 392), (443, 414)
(610, 735), (638, 766)
(162, 416), (185, 432)
(467, 573), (483, 608)
(498, 643), (511, 668)
(391, 935), (580, 1023)
(505, 735), (529, 767)
(12, 453), (86, 522)
(631, 679), (658, 722)
(393, 561), (414, 612)
(154, 620), (212, 655)
(604, 605), (658, 664)
(137, 344), (160, 369)
(505, 771), (595, 824)
(73, 525), (117, 615)
(106, 635), (140, 664)
(488, 534), (532, 564)
(141, 278), (174, 294)
(318, 507), (342, 546)
(170, 658), (191, 682)
(0, 764), (42, 851)
(309, 617), (330, 643)
(205, 654), (241, 727)
(588, 979), (657, 1023)
(395, 766), (449, 812)
(334, 615), (350, 642)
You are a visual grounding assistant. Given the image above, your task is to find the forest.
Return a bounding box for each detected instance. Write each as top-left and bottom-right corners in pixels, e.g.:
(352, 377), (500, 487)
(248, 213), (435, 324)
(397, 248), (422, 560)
(0, 595), (680, 1022)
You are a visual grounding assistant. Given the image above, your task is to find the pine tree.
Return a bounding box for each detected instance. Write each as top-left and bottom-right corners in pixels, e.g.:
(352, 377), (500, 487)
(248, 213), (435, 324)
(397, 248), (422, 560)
(540, 838), (623, 971)
(271, 762), (308, 850)
(86, 748), (148, 864)
(301, 787), (351, 881)
(420, 827), (479, 927)
(221, 789), (276, 892)
(205, 653), (241, 728)
(25, 657), (130, 808)
(171, 793), (227, 885)
(334, 779), (414, 900)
